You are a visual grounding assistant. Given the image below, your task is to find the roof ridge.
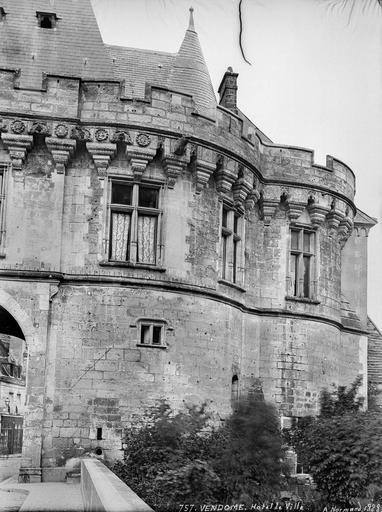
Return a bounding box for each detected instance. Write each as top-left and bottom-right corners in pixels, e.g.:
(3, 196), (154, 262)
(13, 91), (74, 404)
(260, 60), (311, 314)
(106, 44), (176, 57)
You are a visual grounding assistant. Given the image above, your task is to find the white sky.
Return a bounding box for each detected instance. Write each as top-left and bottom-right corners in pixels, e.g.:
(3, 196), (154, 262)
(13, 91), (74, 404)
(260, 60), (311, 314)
(91, 0), (382, 327)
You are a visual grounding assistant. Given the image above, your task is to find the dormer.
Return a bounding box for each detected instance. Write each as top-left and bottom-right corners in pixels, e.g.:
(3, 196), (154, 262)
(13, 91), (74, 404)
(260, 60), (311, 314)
(36, 12), (58, 29)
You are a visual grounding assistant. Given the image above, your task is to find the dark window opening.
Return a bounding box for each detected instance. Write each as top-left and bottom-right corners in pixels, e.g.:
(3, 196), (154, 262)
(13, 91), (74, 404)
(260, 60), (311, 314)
(37, 12), (57, 29)
(0, 7), (6, 21)
(138, 321), (165, 347)
(152, 326), (162, 345)
(140, 325), (151, 344)
(138, 187), (159, 208)
(231, 375), (239, 404)
(112, 183), (132, 205)
(0, 416), (23, 455)
(96, 428), (103, 440)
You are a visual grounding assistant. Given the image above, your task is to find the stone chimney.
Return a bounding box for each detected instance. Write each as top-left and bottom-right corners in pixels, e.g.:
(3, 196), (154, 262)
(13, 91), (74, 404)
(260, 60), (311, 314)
(218, 67), (239, 114)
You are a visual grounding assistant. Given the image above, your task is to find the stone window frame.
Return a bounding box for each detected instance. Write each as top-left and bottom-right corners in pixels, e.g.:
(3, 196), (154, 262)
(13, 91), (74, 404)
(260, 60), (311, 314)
(218, 202), (245, 288)
(0, 7), (7, 21)
(286, 224), (319, 302)
(103, 178), (165, 270)
(135, 318), (168, 349)
(0, 163), (10, 258)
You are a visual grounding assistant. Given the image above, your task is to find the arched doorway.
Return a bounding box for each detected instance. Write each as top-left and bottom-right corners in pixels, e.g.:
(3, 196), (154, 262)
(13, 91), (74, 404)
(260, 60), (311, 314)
(0, 305), (26, 469)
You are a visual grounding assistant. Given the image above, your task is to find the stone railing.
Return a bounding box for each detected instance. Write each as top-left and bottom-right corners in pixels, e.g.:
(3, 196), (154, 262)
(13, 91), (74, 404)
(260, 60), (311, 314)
(81, 458), (153, 512)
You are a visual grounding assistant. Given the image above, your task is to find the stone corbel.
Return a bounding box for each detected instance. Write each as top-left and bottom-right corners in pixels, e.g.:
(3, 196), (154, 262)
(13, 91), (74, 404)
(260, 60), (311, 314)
(260, 198), (279, 225)
(86, 142), (117, 179)
(287, 202), (306, 224)
(215, 156), (238, 195)
(245, 188), (261, 211)
(232, 166), (253, 207)
(190, 146), (216, 194)
(161, 138), (189, 188)
(338, 215), (353, 246)
(162, 158), (187, 188)
(326, 209), (343, 229)
(307, 203), (330, 228)
(326, 198), (346, 229)
(46, 137), (76, 174)
(1, 133), (33, 171)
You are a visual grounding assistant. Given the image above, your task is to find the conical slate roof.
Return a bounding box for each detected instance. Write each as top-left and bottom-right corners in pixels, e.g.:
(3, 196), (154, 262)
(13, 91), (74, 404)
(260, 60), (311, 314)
(168, 8), (216, 116)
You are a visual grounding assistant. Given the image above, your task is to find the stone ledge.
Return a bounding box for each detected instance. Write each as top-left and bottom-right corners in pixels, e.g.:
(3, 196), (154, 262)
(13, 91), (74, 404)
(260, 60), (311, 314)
(81, 458), (153, 512)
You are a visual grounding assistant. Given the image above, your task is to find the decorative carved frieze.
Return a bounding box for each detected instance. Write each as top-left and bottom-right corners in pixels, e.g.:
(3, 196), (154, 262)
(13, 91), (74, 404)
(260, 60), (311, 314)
(110, 130), (132, 144)
(46, 137), (76, 174)
(86, 142), (117, 179)
(215, 155), (238, 194)
(54, 124), (69, 138)
(28, 121), (51, 136)
(1, 133), (33, 171)
(94, 128), (109, 142)
(71, 126), (92, 142)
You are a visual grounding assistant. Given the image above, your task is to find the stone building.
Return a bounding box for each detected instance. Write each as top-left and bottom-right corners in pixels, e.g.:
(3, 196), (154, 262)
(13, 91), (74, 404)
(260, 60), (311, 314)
(0, 0), (378, 480)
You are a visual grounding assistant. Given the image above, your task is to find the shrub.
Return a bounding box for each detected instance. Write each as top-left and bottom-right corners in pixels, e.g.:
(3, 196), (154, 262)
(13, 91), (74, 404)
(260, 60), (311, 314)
(112, 397), (286, 510)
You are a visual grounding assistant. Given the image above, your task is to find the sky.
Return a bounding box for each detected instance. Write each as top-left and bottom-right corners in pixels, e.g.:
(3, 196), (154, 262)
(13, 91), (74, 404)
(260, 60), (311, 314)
(91, 0), (382, 326)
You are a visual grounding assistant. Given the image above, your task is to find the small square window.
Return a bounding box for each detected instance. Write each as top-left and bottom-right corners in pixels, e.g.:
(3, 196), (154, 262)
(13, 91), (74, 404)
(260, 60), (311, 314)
(37, 12), (57, 29)
(137, 321), (166, 347)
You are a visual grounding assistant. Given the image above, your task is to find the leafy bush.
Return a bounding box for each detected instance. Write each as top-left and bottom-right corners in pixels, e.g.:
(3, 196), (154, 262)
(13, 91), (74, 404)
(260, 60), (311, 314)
(286, 377), (382, 505)
(112, 397), (286, 510)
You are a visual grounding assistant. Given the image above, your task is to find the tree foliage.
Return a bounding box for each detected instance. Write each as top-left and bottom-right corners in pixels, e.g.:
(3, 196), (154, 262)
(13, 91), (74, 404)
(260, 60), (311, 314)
(112, 397), (286, 511)
(286, 377), (382, 505)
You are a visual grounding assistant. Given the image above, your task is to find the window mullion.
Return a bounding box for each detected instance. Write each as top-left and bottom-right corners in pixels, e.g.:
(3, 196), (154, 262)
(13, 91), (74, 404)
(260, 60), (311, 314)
(130, 185), (139, 263)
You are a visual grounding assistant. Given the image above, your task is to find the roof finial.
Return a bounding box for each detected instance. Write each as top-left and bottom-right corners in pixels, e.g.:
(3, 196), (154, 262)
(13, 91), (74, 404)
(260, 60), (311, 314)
(188, 6), (195, 32)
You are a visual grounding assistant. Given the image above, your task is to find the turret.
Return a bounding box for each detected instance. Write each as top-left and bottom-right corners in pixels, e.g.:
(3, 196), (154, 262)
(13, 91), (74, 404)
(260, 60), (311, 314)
(168, 7), (216, 116)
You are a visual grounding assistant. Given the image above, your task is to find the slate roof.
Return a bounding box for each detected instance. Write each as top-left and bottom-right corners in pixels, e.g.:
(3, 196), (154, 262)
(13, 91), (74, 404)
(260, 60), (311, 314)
(368, 317), (382, 384)
(0, 0), (113, 89)
(340, 294), (363, 331)
(167, 8), (217, 115)
(0, 2), (217, 116)
(354, 208), (378, 227)
(107, 45), (175, 99)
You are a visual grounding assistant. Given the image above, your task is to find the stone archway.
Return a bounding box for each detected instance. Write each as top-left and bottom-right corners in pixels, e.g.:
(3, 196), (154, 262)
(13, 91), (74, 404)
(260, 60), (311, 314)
(0, 290), (34, 480)
(0, 290), (35, 345)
